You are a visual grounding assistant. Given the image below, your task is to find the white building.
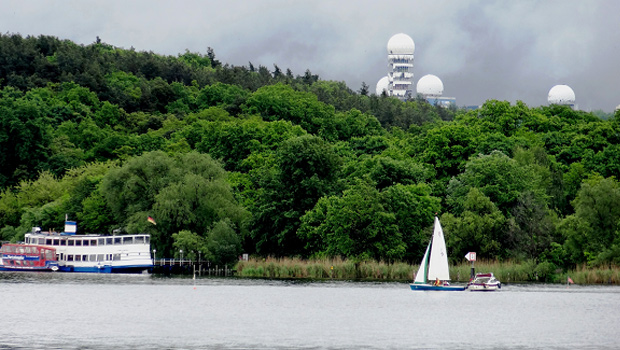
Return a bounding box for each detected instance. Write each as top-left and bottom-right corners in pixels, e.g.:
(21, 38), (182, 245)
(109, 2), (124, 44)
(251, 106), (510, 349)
(548, 84), (576, 108)
(376, 76), (389, 96)
(387, 33), (415, 99)
(416, 74), (456, 107)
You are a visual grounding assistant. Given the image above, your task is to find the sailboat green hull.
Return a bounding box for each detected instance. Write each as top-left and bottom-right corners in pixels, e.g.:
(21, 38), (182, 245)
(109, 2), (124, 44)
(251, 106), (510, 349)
(410, 283), (466, 291)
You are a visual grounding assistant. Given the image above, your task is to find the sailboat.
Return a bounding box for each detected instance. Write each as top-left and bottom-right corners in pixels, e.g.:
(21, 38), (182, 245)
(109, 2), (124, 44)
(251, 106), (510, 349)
(410, 216), (465, 291)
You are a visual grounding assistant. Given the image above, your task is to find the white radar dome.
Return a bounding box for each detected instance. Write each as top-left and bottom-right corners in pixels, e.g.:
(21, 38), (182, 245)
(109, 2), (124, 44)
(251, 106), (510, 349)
(376, 76), (389, 95)
(387, 33), (415, 55)
(416, 74), (444, 96)
(548, 85), (575, 105)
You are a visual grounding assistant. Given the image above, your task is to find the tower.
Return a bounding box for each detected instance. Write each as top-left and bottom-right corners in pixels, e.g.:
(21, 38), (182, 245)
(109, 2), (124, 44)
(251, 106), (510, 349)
(387, 33), (415, 99)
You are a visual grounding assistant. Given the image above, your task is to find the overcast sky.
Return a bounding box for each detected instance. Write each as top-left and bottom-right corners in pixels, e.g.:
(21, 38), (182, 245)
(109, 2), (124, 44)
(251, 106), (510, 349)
(2, 0), (619, 112)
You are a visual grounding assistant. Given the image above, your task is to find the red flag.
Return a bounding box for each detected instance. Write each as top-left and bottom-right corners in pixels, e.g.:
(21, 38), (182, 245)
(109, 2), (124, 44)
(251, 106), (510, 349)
(567, 276), (574, 284)
(147, 216), (156, 225)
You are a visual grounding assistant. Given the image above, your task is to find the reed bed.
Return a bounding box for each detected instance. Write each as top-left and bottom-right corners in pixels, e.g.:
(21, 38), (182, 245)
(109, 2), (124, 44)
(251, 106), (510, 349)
(568, 264), (620, 284)
(236, 257), (413, 280)
(235, 257), (620, 285)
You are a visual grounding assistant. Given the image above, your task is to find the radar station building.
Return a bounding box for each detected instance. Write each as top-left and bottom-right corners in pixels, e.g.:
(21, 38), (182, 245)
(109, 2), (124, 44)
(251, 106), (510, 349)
(387, 33), (415, 99)
(376, 33), (455, 107)
(416, 74), (456, 107)
(548, 85), (576, 109)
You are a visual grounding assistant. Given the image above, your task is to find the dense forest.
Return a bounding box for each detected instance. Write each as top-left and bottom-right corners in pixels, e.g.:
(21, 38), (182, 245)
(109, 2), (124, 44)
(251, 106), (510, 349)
(1, 33), (619, 271)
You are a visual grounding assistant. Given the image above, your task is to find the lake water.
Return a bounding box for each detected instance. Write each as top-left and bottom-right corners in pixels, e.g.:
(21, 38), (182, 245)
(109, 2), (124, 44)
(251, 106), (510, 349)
(0, 272), (618, 349)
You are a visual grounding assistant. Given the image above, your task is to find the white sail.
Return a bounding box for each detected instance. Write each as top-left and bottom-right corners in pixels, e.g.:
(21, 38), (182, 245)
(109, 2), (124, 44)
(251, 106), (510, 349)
(427, 216), (451, 281)
(413, 242), (430, 284)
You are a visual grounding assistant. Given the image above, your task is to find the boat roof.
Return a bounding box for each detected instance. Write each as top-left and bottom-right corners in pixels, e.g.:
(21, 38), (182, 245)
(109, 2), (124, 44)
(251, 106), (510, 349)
(26, 232), (149, 238)
(475, 273), (494, 277)
(1, 243), (56, 251)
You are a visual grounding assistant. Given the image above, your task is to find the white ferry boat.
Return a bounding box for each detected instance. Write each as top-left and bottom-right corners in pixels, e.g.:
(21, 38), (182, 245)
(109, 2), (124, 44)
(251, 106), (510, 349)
(23, 221), (153, 273)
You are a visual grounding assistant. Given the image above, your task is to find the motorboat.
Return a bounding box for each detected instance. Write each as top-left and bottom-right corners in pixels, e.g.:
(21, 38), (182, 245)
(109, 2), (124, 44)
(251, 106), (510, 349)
(467, 272), (501, 291)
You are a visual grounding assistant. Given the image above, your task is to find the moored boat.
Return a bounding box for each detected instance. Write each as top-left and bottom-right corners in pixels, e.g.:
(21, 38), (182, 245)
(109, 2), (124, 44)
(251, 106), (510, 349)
(15, 220), (154, 273)
(467, 272), (501, 291)
(0, 243), (59, 271)
(410, 216), (466, 291)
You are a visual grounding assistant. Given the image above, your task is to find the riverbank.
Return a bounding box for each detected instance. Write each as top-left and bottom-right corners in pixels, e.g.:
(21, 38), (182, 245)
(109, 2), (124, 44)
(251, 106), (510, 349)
(235, 257), (620, 284)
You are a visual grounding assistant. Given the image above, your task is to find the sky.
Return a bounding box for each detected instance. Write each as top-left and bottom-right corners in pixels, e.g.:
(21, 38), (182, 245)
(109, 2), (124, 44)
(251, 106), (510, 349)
(2, 0), (619, 112)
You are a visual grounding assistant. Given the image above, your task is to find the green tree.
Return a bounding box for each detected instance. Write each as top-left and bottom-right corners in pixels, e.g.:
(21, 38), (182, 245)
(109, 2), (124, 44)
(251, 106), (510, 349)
(249, 135), (341, 256)
(205, 219), (242, 266)
(446, 150), (529, 216)
(299, 180), (405, 260)
(442, 188), (507, 260)
(101, 151), (246, 256)
(561, 176), (620, 265)
(380, 183), (441, 261)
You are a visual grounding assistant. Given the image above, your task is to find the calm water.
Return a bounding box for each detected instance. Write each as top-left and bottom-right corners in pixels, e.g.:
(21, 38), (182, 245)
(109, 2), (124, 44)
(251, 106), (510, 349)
(0, 272), (619, 350)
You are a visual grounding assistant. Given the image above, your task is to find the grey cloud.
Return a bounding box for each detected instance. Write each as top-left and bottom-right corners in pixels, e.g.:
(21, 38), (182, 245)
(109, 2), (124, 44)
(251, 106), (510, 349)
(1, 0), (618, 111)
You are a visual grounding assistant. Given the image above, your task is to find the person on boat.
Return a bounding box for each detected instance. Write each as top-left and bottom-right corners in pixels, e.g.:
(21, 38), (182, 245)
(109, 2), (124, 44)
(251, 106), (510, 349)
(434, 278), (441, 286)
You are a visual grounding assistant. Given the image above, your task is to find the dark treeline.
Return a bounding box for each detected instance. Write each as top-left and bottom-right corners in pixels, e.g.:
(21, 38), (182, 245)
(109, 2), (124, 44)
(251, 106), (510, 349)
(1, 33), (620, 274)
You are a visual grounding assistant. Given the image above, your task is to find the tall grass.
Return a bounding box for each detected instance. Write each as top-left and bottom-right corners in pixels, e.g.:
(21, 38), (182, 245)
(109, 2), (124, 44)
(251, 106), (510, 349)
(235, 257), (620, 284)
(236, 257), (413, 280)
(568, 264), (620, 284)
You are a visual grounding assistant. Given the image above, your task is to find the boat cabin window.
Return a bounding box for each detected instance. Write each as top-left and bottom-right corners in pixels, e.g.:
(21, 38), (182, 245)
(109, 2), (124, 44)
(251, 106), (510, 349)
(90, 239), (97, 246)
(68, 240), (75, 246)
(98, 238), (105, 246)
(123, 237), (133, 245)
(83, 240), (89, 246)
(97, 254), (104, 261)
(60, 239), (66, 246)
(106, 238), (113, 245)
(135, 236), (144, 244)
(75, 240), (82, 246)
(113, 254), (121, 261)
(114, 237), (121, 245)
(46, 238), (52, 245)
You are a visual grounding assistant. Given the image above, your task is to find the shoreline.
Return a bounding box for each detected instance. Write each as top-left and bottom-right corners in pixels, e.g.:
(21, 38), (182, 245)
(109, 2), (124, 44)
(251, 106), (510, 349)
(234, 257), (620, 285)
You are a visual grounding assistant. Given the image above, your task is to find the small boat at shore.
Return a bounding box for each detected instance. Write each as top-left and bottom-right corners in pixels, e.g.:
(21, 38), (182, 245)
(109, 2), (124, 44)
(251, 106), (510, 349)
(410, 216), (466, 291)
(0, 243), (59, 271)
(467, 272), (501, 291)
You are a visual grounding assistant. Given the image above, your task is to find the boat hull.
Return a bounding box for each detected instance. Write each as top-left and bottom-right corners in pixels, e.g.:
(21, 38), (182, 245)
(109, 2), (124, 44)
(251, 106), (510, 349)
(467, 272), (501, 291)
(467, 283), (501, 291)
(58, 264), (151, 273)
(0, 265), (57, 272)
(410, 283), (466, 291)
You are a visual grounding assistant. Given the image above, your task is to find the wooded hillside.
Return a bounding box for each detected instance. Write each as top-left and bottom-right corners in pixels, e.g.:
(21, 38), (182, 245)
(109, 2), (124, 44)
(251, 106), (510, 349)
(1, 34), (619, 269)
